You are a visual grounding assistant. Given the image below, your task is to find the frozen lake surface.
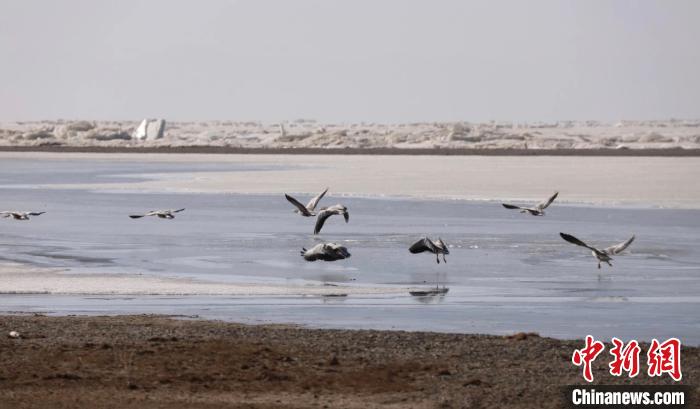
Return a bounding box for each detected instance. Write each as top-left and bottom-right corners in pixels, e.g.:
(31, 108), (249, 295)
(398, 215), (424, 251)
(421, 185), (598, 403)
(1, 156), (699, 344)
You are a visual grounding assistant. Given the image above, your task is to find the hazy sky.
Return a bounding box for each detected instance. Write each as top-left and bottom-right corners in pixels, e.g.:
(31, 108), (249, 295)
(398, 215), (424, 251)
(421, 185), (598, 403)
(1, 0), (699, 122)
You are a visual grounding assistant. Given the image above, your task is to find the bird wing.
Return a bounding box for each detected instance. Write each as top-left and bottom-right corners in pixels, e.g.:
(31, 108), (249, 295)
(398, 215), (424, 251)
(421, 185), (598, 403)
(300, 247), (316, 261)
(343, 210), (349, 223)
(172, 208), (186, 213)
(560, 233), (604, 255)
(313, 209), (334, 234)
(302, 252), (319, 261)
(409, 237), (437, 254)
(129, 214), (145, 219)
(306, 187), (329, 211)
(27, 212), (45, 216)
(502, 203), (524, 210)
(604, 235), (635, 255)
(328, 244), (351, 260)
(537, 191), (559, 210)
(301, 244), (324, 261)
(285, 194), (313, 216)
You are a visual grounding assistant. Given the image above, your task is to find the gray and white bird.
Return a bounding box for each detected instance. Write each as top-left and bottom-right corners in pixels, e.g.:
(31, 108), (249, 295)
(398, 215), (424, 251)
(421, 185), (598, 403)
(300, 243), (351, 262)
(502, 192), (559, 216)
(560, 233), (635, 269)
(409, 237), (450, 264)
(314, 204), (349, 235)
(285, 188), (329, 217)
(129, 208), (185, 219)
(0, 211), (45, 220)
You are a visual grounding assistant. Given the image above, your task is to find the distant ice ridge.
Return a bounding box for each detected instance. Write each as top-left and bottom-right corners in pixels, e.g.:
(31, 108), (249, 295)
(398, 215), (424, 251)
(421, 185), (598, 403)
(1, 119), (699, 150)
(133, 118), (165, 141)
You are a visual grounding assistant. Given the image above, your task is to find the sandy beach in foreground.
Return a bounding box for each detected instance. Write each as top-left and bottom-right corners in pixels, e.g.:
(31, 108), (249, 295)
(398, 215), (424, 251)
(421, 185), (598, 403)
(1, 315), (697, 409)
(3, 152), (700, 208)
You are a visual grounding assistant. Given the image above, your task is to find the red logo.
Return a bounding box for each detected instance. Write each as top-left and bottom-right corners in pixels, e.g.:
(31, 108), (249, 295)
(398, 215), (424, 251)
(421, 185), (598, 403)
(609, 337), (641, 378)
(573, 336), (682, 382)
(647, 338), (682, 381)
(572, 335), (606, 382)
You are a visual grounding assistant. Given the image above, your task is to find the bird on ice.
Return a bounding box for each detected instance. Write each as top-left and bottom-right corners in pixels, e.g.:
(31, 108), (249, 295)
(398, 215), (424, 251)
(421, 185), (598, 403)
(300, 243), (351, 262)
(285, 188), (329, 217)
(129, 209), (186, 219)
(0, 211), (46, 220)
(560, 233), (635, 269)
(313, 204), (349, 235)
(409, 237), (450, 264)
(502, 192), (559, 216)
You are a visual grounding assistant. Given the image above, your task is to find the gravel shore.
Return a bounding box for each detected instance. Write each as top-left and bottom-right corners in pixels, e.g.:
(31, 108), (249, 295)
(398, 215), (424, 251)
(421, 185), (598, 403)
(1, 315), (697, 408)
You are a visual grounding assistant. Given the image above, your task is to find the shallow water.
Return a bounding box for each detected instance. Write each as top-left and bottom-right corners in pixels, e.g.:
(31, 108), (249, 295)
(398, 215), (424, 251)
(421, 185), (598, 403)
(1, 157), (699, 344)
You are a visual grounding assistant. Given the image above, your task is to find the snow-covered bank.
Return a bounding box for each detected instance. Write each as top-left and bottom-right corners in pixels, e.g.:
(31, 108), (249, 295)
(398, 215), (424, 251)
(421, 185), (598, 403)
(2, 119), (700, 150)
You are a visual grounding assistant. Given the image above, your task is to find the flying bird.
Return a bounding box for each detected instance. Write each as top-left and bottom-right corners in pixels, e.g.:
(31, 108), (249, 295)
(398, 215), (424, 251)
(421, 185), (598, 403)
(409, 237), (450, 264)
(314, 204), (349, 235)
(1, 211), (45, 220)
(285, 187), (329, 217)
(129, 209), (185, 219)
(300, 243), (351, 262)
(560, 233), (635, 269)
(502, 192), (559, 216)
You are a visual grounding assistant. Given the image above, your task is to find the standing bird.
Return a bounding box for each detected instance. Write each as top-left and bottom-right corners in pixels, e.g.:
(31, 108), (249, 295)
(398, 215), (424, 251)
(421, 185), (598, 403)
(409, 237), (450, 264)
(560, 233), (635, 269)
(314, 204), (349, 235)
(285, 188), (329, 217)
(0, 211), (45, 220)
(502, 192), (559, 216)
(300, 243), (351, 261)
(129, 209), (185, 219)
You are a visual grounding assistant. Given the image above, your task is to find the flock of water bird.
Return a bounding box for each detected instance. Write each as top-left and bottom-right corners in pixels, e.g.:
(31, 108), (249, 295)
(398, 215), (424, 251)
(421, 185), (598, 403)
(284, 188), (452, 264)
(281, 188), (635, 270)
(2, 189), (635, 275)
(501, 192), (635, 269)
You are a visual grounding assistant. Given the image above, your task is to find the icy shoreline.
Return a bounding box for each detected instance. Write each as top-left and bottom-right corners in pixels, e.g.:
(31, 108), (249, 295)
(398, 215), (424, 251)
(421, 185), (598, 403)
(2, 152), (699, 208)
(2, 119), (700, 150)
(0, 264), (404, 296)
